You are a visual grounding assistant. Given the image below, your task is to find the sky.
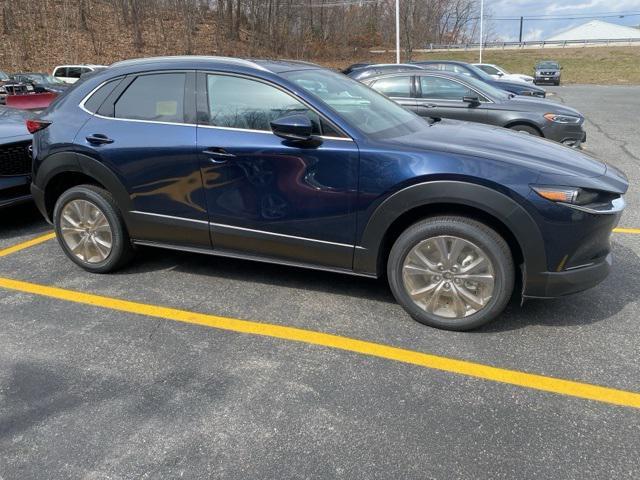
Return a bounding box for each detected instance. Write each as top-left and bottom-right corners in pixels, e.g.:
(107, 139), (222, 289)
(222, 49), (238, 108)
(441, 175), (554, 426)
(482, 0), (640, 41)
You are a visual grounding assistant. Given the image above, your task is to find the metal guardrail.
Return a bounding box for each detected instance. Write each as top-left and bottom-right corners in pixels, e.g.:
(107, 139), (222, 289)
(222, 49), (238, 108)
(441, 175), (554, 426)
(423, 38), (640, 51)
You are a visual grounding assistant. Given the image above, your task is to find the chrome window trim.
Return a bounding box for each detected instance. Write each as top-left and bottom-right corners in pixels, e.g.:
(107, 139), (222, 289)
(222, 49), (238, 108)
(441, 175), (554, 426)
(79, 73), (355, 141)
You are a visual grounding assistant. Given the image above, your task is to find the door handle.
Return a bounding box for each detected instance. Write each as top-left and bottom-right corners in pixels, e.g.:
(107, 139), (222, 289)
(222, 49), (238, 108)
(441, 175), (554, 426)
(203, 147), (235, 164)
(86, 134), (114, 145)
(422, 104), (437, 108)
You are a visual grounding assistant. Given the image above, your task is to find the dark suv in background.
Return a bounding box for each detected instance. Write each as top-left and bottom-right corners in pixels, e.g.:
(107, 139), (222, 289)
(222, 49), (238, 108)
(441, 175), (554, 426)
(534, 61), (562, 85)
(29, 56), (627, 331)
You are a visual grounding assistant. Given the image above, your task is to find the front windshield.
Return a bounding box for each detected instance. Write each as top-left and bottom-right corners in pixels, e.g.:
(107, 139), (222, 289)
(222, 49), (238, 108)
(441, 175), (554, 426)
(282, 69), (425, 139)
(462, 75), (511, 100)
(537, 62), (559, 69)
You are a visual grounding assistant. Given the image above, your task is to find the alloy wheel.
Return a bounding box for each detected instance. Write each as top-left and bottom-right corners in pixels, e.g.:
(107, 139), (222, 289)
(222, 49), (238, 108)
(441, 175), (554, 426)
(402, 235), (495, 319)
(60, 199), (113, 264)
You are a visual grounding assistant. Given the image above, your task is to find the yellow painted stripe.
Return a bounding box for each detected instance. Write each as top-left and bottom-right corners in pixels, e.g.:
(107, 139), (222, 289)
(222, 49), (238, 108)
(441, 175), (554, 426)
(614, 227), (640, 235)
(0, 276), (639, 409)
(0, 232), (56, 258)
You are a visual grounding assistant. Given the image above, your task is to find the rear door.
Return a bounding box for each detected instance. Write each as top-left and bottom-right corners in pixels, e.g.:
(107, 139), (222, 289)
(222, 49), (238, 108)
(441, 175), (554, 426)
(75, 71), (208, 248)
(367, 75), (417, 113)
(415, 75), (487, 123)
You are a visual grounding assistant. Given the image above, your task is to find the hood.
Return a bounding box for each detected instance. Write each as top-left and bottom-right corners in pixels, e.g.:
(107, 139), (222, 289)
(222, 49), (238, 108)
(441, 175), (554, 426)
(499, 96), (583, 117)
(0, 106), (32, 141)
(494, 78), (544, 90)
(387, 119), (605, 178)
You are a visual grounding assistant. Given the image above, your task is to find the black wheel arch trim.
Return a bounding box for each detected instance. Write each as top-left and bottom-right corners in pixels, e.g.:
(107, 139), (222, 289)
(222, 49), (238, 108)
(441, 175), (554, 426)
(353, 180), (548, 294)
(34, 151), (133, 222)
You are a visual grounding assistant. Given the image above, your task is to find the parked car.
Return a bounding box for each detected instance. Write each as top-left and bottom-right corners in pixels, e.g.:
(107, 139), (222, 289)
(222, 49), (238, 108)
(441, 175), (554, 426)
(346, 64), (424, 81)
(472, 63), (534, 83)
(0, 106), (33, 207)
(341, 63), (371, 75)
(30, 56), (627, 330)
(52, 64), (107, 84)
(11, 72), (70, 94)
(413, 61), (546, 98)
(534, 61), (562, 85)
(362, 70), (586, 147)
(0, 70), (32, 104)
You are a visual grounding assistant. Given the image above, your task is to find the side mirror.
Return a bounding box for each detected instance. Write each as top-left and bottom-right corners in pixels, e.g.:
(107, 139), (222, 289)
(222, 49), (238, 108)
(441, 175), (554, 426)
(463, 96), (481, 106)
(497, 72), (504, 77)
(270, 114), (314, 142)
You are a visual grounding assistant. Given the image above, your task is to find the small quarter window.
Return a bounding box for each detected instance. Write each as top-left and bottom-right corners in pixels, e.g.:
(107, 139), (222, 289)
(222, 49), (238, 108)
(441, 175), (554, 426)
(83, 78), (122, 113)
(114, 73), (186, 123)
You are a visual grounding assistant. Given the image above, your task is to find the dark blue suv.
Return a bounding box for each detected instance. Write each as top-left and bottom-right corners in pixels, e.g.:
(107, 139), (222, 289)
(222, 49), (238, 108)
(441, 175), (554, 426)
(29, 56), (628, 330)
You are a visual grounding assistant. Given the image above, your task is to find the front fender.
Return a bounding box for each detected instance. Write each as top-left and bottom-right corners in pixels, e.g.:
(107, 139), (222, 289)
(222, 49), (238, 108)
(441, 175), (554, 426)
(353, 181), (547, 290)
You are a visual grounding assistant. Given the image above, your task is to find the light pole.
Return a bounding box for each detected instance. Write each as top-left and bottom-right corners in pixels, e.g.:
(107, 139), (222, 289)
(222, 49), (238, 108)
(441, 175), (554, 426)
(395, 0), (400, 64)
(479, 0), (484, 63)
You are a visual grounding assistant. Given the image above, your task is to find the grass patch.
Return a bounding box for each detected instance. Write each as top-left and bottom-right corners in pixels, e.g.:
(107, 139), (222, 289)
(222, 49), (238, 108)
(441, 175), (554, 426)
(324, 46), (640, 85)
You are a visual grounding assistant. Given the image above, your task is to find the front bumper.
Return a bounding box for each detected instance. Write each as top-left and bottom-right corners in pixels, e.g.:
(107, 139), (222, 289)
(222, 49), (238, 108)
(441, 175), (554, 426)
(542, 121), (587, 146)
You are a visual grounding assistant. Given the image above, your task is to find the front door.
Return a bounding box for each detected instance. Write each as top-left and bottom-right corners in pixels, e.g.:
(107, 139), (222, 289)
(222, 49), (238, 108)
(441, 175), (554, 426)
(196, 72), (359, 269)
(415, 75), (487, 123)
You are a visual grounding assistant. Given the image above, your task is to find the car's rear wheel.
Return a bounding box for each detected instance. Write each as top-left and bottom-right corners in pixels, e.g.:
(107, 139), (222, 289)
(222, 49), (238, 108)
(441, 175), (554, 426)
(53, 185), (134, 273)
(387, 216), (514, 331)
(509, 124), (540, 136)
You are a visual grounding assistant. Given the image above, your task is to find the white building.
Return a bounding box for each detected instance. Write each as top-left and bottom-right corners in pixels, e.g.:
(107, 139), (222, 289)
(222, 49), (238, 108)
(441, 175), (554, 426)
(547, 20), (640, 41)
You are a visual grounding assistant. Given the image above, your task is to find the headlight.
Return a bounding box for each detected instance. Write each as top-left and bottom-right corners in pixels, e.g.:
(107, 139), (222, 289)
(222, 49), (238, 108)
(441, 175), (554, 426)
(544, 113), (581, 124)
(532, 186), (615, 206)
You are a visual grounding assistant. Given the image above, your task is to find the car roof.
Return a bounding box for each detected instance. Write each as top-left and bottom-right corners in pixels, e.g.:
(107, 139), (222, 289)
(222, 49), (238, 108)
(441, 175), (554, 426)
(54, 64), (107, 69)
(415, 60), (468, 65)
(363, 70), (478, 83)
(110, 56), (322, 74)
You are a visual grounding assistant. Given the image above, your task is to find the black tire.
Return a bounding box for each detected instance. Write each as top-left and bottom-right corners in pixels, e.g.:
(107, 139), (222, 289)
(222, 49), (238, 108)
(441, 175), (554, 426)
(53, 185), (134, 273)
(509, 124), (541, 136)
(387, 216), (514, 331)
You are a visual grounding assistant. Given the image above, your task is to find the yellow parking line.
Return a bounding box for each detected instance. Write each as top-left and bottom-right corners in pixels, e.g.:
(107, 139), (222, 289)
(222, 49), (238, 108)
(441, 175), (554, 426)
(0, 275), (639, 409)
(614, 228), (640, 235)
(0, 232), (56, 258)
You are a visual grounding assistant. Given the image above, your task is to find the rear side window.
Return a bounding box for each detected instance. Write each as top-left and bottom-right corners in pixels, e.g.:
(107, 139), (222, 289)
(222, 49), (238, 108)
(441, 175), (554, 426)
(114, 73), (186, 123)
(53, 67), (67, 78)
(370, 76), (412, 97)
(83, 78), (122, 113)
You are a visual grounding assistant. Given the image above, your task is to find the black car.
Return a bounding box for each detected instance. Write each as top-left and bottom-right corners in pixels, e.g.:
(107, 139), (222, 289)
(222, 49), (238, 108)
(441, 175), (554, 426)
(30, 56), (627, 331)
(0, 107), (33, 207)
(412, 60), (547, 98)
(11, 72), (70, 94)
(346, 63), (424, 81)
(534, 61), (562, 86)
(362, 71), (586, 147)
(341, 63), (371, 75)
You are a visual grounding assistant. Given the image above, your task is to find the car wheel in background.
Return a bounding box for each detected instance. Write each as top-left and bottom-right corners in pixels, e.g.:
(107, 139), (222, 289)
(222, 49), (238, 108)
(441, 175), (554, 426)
(387, 216), (515, 331)
(53, 185), (134, 273)
(509, 124), (541, 136)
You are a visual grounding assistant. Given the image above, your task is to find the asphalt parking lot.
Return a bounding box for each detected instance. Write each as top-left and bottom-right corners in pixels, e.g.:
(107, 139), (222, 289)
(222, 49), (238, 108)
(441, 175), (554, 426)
(1, 85), (639, 479)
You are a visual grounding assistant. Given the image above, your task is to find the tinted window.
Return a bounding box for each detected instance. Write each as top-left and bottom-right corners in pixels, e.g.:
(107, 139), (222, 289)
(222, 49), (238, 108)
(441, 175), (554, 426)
(53, 67), (67, 78)
(371, 76), (412, 97)
(84, 78), (122, 113)
(420, 76), (475, 100)
(206, 74), (323, 134)
(67, 67), (82, 78)
(115, 73), (185, 123)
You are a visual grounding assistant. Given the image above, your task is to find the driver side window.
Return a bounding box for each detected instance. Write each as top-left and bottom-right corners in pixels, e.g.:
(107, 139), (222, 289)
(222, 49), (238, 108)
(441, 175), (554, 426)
(206, 74), (333, 135)
(420, 76), (481, 101)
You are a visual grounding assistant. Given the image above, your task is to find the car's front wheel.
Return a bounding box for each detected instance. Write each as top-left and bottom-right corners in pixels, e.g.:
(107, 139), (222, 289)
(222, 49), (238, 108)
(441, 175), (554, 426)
(53, 185), (134, 273)
(387, 216), (515, 331)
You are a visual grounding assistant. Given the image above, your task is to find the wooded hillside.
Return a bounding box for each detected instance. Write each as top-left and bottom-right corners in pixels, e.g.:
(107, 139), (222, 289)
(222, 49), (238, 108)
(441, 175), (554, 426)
(0, 0), (479, 71)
